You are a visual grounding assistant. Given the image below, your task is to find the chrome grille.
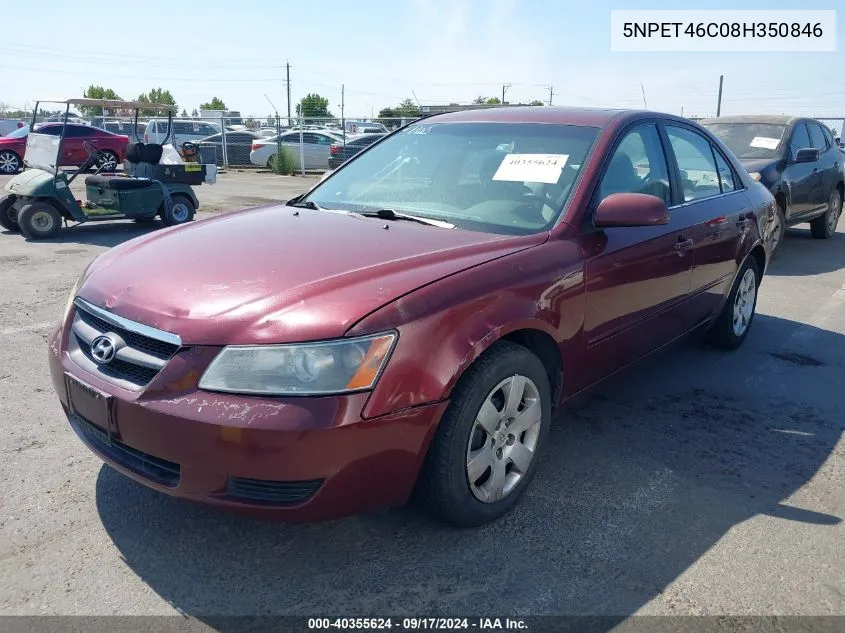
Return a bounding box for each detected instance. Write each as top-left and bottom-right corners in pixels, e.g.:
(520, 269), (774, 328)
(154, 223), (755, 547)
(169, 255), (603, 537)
(68, 298), (182, 389)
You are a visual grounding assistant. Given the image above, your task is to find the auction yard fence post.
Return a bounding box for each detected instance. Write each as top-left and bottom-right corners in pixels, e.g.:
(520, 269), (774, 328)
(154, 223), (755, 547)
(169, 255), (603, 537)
(299, 116), (305, 176)
(220, 112), (228, 169)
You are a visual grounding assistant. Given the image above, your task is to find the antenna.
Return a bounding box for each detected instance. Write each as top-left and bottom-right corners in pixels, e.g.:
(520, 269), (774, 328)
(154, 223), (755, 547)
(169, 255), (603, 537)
(640, 83), (647, 109)
(264, 94), (278, 115)
(411, 91), (422, 108)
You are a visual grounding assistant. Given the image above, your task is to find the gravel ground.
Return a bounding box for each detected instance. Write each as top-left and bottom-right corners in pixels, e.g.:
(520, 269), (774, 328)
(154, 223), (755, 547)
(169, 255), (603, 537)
(0, 171), (843, 621)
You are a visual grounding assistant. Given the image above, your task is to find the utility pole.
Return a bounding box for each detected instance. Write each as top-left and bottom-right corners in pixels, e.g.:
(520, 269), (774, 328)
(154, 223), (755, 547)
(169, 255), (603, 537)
(502, 83), (511, 104)
(285, 61), (292, 126)
(716, 74), (724, 117)
(341, 84), (345, 147)
(548, 86), (554, 106)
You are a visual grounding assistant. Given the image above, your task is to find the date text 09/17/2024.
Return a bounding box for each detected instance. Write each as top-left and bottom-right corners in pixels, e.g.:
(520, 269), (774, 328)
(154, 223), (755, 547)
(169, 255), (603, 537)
(307, 618), (529, 631)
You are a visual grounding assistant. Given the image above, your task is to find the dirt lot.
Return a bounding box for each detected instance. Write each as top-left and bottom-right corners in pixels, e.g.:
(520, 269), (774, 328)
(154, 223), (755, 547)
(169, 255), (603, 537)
(0, 170), (843, 620)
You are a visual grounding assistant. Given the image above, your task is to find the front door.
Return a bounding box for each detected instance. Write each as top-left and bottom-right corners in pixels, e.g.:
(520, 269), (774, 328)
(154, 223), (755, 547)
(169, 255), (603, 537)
(783, 122), (816, 219)
(578, 123), (694, 390)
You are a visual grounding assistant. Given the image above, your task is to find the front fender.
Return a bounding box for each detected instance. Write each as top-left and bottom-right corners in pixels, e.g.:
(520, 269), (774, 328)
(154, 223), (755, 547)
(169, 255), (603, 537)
(348, 238), (586, 419)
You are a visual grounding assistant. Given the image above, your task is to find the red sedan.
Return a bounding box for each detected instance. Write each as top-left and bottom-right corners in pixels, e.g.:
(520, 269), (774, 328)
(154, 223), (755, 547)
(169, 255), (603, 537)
(0, 123), (128, 174)
(48, 107), (775, 526)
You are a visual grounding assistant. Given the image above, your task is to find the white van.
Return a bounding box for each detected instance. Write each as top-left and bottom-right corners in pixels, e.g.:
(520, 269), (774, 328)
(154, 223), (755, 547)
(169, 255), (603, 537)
(143, 119), (222, 145)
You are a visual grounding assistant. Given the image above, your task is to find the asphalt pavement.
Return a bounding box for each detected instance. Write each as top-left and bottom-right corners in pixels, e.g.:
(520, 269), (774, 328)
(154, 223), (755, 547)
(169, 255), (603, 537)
(0, 171), (842, 619)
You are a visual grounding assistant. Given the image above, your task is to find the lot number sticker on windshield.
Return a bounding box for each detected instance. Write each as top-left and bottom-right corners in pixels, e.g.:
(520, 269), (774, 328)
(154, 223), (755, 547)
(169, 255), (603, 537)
(493, 154), (569, 184)
(749, 137), (780, 150)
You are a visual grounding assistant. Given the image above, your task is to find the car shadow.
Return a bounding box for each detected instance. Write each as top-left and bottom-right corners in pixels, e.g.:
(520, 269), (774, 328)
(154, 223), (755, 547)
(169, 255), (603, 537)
(94, 314), (843, 620)
(767, 224), (845, 276)
(13, 219), (166, 248)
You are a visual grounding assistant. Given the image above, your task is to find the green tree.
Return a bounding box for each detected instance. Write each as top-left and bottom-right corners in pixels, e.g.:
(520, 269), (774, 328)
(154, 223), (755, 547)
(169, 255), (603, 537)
(180, 108), (188, 117)
(394, 98), (421, 117)
(136, 88), (177, 115)
(80, 85), (122, 115)
(199, 97), (227, 111)
(473, 96), (486, 104)
(529, 100), (545, 106)
(485, 97), (501, 105)
(295, 93), (333, 120)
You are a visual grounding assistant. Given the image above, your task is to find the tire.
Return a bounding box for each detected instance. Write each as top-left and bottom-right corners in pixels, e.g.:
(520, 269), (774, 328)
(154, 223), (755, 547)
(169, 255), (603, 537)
(0, 150), (21, 175)
(96, 150), (119, 172)
(0, 195), (20, 232)
(416, 340), (552, 527)
(810, 189), (842, 239)
(706, 256), (760, 350)
(18, 201), (62, 240)
(160, 193), (195, 227)
(769, 200), (787, 255)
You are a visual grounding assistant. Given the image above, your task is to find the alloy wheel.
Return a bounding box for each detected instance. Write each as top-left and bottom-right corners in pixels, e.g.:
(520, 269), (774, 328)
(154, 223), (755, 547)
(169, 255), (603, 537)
(732, 268), (756, 337)
(828, 192), (841, 233)
(0, 152), (19, 174)
(465, 374), (542, 503)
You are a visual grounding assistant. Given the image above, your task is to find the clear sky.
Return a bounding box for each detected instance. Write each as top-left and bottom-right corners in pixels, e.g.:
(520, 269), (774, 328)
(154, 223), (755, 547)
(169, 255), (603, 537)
(2, 0), (843, 120)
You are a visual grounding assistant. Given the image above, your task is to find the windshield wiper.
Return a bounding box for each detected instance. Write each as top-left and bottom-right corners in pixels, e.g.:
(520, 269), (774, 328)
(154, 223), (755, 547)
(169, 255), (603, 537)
(357, 208), (455, 229)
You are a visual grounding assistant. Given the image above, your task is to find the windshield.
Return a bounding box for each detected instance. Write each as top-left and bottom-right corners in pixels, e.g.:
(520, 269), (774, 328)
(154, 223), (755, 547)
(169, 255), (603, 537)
(6, 125), (30, 138)
(304, 122), (599, 235)
(703, 122), (787, 160)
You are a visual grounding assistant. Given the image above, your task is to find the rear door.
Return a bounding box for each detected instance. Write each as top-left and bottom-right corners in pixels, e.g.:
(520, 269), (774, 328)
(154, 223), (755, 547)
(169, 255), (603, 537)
(663, 123), (751, 323)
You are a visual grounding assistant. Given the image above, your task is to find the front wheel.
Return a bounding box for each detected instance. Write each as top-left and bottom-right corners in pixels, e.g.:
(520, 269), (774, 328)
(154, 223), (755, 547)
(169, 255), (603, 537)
(18, 201), (62, 240)
(0, 195), (20, 232)
(416, 341), (551, 527)
(769, 200), (786, 255)
(706, 256), (760, 350)
(160, 193), (195, 227)
(810, 189), (842, 239)
(0, 150), (21, 174)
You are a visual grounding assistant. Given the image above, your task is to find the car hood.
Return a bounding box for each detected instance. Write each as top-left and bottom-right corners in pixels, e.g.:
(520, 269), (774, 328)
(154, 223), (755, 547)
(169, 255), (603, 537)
(738, 158), (778, 174)
(78, 205), (546, 345)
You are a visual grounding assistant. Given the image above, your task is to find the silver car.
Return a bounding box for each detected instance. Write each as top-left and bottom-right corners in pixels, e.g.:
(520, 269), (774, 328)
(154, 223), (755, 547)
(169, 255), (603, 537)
(249, 130), (343, 170)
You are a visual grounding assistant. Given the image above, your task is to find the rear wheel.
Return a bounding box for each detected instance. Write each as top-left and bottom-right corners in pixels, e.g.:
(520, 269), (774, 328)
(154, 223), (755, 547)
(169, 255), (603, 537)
(706, 256), (760, 350)
(810, 189), (842, 239)
(416, 341), (551, 526)
(160, 193), (195, 227)
(0, 150), (21, 175)
(96, 150), (119, 172)
(769, 200), (786, 255)
(18, 201), (62, 240)
(0, 195), (20, 232)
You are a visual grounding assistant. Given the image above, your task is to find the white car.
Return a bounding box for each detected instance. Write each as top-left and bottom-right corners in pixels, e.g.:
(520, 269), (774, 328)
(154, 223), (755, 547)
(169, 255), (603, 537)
(249, 130), (344, 170)
(144, 119), (222, 145)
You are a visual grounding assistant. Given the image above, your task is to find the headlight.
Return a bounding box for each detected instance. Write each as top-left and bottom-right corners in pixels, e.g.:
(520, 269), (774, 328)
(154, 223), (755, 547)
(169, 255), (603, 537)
(198, 332), (397, 396)
(749, 172), (762, 182)
(62, 258), (98, 322)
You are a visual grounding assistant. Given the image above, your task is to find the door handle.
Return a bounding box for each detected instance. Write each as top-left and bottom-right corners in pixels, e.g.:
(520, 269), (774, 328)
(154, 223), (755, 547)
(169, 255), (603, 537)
(674, 237), (694, 252)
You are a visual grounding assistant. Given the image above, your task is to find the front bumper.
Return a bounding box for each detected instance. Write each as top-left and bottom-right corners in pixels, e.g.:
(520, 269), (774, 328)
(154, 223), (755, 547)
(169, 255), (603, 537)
(48, 323), (447, 522)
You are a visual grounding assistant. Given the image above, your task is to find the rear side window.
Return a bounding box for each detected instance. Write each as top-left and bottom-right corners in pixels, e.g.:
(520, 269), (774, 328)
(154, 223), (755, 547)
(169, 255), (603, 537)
(713, 150), (737, 192)
(665, 125), (721, 202)
(599, 124), (671, 204)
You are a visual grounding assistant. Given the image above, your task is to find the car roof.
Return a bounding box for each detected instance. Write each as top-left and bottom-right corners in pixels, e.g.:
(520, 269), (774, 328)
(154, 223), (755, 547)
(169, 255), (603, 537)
(426, 106), (636, 127)
(698, 114), (800, 126)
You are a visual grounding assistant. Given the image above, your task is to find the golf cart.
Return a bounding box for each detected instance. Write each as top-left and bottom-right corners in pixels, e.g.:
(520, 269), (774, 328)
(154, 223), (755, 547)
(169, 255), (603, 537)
(0, 98), (216, 240)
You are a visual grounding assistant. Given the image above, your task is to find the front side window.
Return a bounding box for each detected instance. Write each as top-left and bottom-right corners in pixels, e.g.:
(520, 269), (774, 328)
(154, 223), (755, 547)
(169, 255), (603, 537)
(666, 125), (721, 202)
(304, 122), (599, 235)
(598, 124), (671, 204)
(713, 149), (737, 192)
(790, 123), (812, 154)
(808, 123), (828, 151)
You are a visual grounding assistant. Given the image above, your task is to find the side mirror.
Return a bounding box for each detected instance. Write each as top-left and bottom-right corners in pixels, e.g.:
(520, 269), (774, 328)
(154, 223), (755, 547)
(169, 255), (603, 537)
(794, 148), (820, 163)
(594, 192), (669, 228)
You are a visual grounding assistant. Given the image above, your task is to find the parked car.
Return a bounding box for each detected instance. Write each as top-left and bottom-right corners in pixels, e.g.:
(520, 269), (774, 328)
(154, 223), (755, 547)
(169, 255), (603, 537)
(249, 130), (343, 170)
(0, 118), (26, 136)
(144, 119), (221, 145)
(258, 127), (281, 138)
(701, 115), (844, 250)
(49, 106), (772, 526)
(327, 132), (385, 169)
(344, 120), (388, 134)
(197, 130), (261, 166)
(98, 120), (146, 140)
(0, 123), (128, 174)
